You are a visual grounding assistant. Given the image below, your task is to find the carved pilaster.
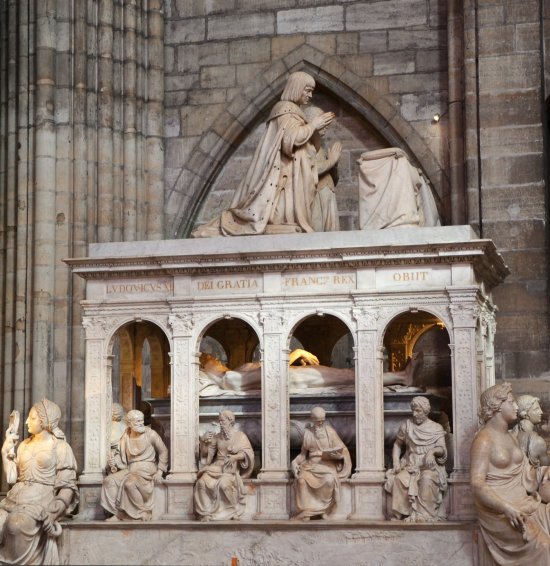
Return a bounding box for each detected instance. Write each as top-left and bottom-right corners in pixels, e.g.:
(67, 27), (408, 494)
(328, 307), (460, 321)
(349, 306), (385, 519)
(167, 313), (197, 482)
(447, 296), (479, 519)
(256, 310), (289, 519)
(80, 316), (110, 484)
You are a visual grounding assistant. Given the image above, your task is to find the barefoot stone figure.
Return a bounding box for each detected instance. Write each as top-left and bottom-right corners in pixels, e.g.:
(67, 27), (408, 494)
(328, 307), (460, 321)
(291, 406), (352, 520)
(471, 383), (550, 565)
(194, 410), (255, 521)
(385, 396), (448, 522)
(101, 409), (168, 521)
(0, 399), (78, 565)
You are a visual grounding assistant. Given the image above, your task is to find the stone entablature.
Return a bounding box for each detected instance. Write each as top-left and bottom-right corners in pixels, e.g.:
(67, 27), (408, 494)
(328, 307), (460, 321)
(66, 226), (508, 521)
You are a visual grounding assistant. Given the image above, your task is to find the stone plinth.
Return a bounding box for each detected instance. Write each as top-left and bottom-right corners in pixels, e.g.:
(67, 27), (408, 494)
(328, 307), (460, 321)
(60, 520), (476, 565)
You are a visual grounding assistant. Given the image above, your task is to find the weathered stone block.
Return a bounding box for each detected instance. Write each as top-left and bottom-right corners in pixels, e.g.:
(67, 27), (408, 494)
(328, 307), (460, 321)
(307, 34), (337, 55)
(359, 31), (387, 53)
(198, 42), (230, 66)
(494, 312), (549, 351)
(501, 250), (549, 282)
(188, 88), (227, 106)
(477, 5), (505, 26)
(373, 51), (415, 75)
(277, 6), (344, 34)
(340, 54), (373, 77)
(416, 49), (447, 72)
(481, 153), (543, 188)
(165, 73), (199, 91)
(237, 62), (270, 86)
(346, 0), (427, 31)
(478, 183), (545, 222)
(478, 53), (541, 93)
(389, 72), (445, 94)
(478, 91), (541, 128)
(175, 0), (206, 18)
(237, 0), (294, 8)
(176, 44), (199, 73)
(165, 46), (175, 73)
(480, 124), (543, 156)
(388, 29), (444, 51)
(505, 0), (539, 24)
(200, 65), (236, 89)
(429, 0), (447, 28)
(515, 23), (541, 52)
(165, 19), (206, 44)
(478, 25), (514, 56)
(208, 13), (275, 40)
(401, 91), (446, 121)
(483, 218), (545, 251)
(161, 106), (183, 139)
(269, 37), (301, 64)
(181, 103), (225, 136)
(229, 38), (270, 65)
(334, 32), (357, 55)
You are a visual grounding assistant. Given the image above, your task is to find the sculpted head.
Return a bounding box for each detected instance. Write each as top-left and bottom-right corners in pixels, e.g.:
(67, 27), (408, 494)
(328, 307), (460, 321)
(310, 406), (326, 428)
(112, 403), (125, 422)
(411, 396), (430, 425)
(27, 398), (63, 438)
(219, 410), (235, 437)
(126, 409), (146, 433)
(479, 382), (516, 423)
(517, 394), (543, 425)
(281, 72), (316, 106)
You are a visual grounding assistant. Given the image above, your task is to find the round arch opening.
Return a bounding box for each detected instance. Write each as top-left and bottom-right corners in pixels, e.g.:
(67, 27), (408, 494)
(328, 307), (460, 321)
(382, 310), (452, 471)
(288, 313), (356, 470)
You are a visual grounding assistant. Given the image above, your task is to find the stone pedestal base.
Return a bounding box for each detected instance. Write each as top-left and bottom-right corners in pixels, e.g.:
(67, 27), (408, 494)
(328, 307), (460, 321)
(254, 480), (290, 520)
(59, 520), (476, 565)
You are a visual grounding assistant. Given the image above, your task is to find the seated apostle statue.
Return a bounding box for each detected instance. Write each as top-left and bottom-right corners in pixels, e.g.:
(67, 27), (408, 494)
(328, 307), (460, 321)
(471, 383), (550, 565)
(0, 399), (78, 565)
(384, 396), (447, 522)
(291, 406), (352, 520)
(194, 410), (255, 521)
(101, 409), (168, 521)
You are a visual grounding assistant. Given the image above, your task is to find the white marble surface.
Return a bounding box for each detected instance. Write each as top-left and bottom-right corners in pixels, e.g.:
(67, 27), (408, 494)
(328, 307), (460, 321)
(60, 521), (476, 565)
(87, 226), (478, 258)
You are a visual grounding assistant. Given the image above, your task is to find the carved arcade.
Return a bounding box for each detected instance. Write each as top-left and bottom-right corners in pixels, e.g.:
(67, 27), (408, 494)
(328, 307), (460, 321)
(66, 227), (508, 522)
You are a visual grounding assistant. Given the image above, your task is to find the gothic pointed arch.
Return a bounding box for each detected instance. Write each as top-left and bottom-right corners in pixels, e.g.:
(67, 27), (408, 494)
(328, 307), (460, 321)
(169, 48), (448, 238)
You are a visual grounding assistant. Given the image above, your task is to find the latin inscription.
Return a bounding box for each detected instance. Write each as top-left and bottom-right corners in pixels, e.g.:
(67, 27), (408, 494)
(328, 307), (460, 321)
(283, 274), (355, 288)
(392, 271), (428, 282)
(196, 279), (260, 291)
(106, 281), (174, 294)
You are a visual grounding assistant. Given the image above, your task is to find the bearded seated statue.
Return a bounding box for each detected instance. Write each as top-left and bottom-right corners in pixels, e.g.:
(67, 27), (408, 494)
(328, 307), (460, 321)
(198, 349), (423, 396)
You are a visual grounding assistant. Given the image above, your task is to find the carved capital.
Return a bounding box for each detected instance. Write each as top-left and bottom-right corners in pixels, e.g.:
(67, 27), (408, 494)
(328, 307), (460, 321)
(82, 316), (126, 340)
(168, 313), (194, 336)
(352, 307), (379, 330)
(259, 310), (284, 334)
(449, 302), (480, 327)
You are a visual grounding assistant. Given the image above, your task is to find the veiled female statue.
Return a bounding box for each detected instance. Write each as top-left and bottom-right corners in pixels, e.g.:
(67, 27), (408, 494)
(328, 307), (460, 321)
(471, 383), (550, 565)
(0, 399), (78, 565)
(192, 71), (335, 237)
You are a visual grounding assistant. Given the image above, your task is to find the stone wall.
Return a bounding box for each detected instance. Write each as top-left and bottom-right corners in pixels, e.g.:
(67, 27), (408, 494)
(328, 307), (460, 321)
(163, 0), (451, 236)
(464, 0), (549, 378)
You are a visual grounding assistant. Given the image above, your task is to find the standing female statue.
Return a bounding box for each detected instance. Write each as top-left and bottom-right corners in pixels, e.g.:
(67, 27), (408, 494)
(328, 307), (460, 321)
(193, 71), (335, 237)
(0, 399), (78, 565)
(471, 383), (550, 565)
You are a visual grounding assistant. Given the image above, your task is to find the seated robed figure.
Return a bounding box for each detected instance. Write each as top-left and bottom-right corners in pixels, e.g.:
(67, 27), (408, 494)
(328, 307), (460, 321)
(194, 410), (254, 522)
(101, 409), (168, 522)
(385, 396), (448, 522)
(291, 406), (352, 520)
